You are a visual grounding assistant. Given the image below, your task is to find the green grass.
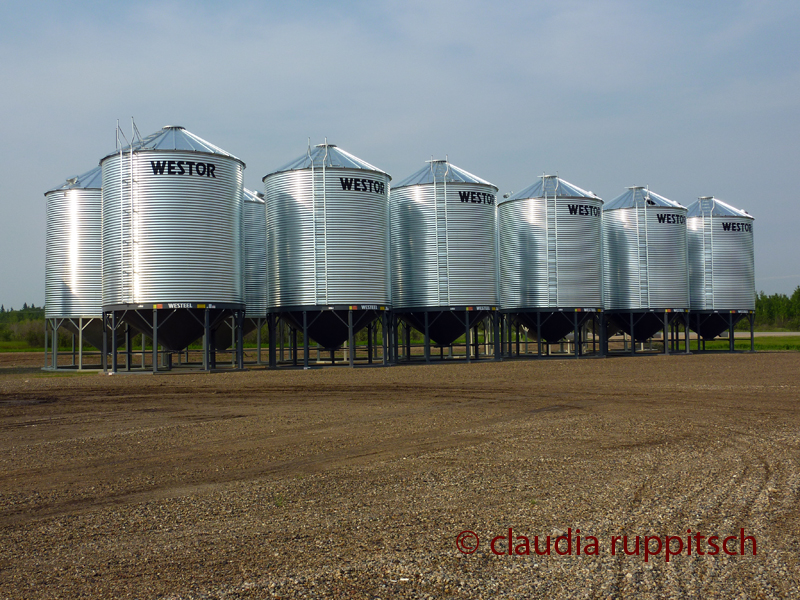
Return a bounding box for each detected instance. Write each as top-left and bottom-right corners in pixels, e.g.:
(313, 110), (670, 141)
(0, 341), (46, 352)
(701, 336), (800, 352)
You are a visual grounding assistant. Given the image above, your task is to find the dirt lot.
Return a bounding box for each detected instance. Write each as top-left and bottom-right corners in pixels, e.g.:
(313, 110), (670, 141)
(0, 352), (799, 599)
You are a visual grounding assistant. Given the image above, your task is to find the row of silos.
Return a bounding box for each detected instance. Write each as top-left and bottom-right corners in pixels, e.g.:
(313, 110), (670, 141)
(44, 128), (756, 369)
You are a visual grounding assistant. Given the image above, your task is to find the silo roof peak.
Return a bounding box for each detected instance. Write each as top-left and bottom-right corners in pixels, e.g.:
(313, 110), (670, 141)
(101, 126), (243, 166)
(502, 176), (599, 203)
(264, 143), (390, 180)
(393, 159), (497, 190)
(604, 186), (685, 210)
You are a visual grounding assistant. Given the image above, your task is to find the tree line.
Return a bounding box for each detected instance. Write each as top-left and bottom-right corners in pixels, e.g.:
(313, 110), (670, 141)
(752, 286), (800, 330)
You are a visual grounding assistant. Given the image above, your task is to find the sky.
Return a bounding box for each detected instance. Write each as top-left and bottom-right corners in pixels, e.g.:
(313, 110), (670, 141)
(1, 0), (798, 309)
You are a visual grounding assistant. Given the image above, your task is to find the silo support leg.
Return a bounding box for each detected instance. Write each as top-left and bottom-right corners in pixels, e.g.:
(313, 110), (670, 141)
(111, 312), (118, 373)
(209, 324), (216, 370)
(348, 309), (355, 368)
(424, 312), (430, 364)
(44, 319), (49, 369)
(79, 318), (85, 370)
(684, 314), (690, 354)
(630, 314), (635, 356)
(382, 311), (388, 366)
(464, 311), (470, 362)
(391, 314), (397, 363)
(750, 314), (755, 353)
(729, 313), (735, 352)
(152, 310), (158, 374)
(303, 311), (309, 369)
(256, 318), (262, 365)
(663, 312), (669, 355)
(268, 313), (277, 368)
(367, 322), (373, 365)
(493, 312), (501, 360)
(237, 311), (244, 370)
(599, 313), (607, 357)
(537, 313), (542, 358)
(574, 312), (579, 359)
(203, 308), (210, 371)
(125, 324), (132, 371)
(101, 315), (107, 372)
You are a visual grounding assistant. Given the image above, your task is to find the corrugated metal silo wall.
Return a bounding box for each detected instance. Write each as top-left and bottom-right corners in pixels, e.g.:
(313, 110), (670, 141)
(391, 182), (497, 309)
(45, 188), (102, 318)
(603, 206), (689, 309)
(243, 196), (267, 317)
(499, 196), (602, 309)
(688, 215), (755, 310)
(101, 151), (244, 306)
(265, 168), (390, 308)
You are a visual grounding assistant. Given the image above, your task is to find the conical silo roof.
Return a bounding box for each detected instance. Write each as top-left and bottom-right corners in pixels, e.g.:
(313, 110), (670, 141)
(686, 196), (752, 219)
(604, 186), (685, 210)
(45, 165), (103, 194)
(502, 175), (599, 204)
(101, 125), (244, 165)
(264, 143), (389, 179)
(393, 159), (497, 190)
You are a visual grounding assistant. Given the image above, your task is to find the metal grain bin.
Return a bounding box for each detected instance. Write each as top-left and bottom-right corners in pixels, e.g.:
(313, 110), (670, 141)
(214, 188), (267, 351)
(100, 125), (245, 351)
(499, 175), (602, 309)
(687, 196), (755, 339)
(243, 188), (268, 318)
(603, 186), (689, 340)
(263, 143), (391, 349)
(391, 159), (498, 346)
(498, 175), (602, 343)
(603, 187), (689, 310)
(44, 166), (105, 348)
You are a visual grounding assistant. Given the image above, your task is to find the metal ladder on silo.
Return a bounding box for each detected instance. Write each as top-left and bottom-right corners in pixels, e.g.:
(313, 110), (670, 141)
(311, 145), (328, 305)
(637, 195), (650, 307)
(118, 121), (142, 305)
(545, 191), (558, 307)
(703, 212), (714, 308)
(434, 162), (450, 306)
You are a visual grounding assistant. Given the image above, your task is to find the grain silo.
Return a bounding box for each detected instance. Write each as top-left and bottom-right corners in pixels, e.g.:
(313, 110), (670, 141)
(214, 188), (268, 358)
(687, 196), (755, 351)
(390, 158), (499, 362)
(263, 142), (391, 367)
(498, 175), (603, 357)
(603, 186), (690, 353)
(44, 166), (104, 369)
(101, 125), (246, 372)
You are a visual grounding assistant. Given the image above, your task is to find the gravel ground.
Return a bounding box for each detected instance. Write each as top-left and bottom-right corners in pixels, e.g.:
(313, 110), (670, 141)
(0, 352), (799, 599)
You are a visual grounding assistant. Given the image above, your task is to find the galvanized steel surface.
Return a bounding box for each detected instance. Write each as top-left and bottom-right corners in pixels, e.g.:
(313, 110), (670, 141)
(243, 188), (267, 318)
(44, 166), (103, 318)
(603, 187), (689, 310)
(101, 147), (244, 306)
(263, 145), (391, 308)
(391, 160), (498, 309)
(266, 143), (384, 175)
(687, 196), (755, 310)
(498, 175), (602, 309)
(101, 125), (243, 162)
